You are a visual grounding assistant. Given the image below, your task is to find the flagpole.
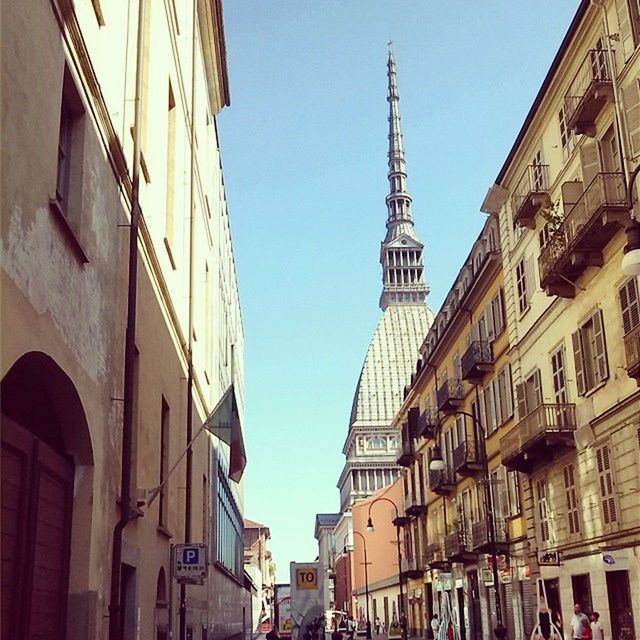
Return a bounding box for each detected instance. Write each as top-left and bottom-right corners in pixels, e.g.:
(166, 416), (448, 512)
(146, 422), (208, 507)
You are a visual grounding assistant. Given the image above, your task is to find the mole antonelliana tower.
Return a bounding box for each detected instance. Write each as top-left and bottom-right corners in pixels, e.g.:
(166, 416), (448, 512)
(337, 50), (434, 512)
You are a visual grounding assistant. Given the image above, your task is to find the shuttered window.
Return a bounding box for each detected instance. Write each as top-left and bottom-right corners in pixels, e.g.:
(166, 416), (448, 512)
(492, 288), (506, 337)
(559, 106), (576, 160)
(506, 470), (521, 518)
(596, 444), (617, 525)
(619, 278), (640, 335)
(536, 479), (551, 543)
(572, 310), (609, 395)
(516, 259), (528, 314)
(551, 345), (568, 403)
(497, 364), (514, 424)
(563, 464), (580, 535)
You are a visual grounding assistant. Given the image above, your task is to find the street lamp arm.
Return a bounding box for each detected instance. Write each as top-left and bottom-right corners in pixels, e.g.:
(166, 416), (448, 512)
(366, 496), (400, 520)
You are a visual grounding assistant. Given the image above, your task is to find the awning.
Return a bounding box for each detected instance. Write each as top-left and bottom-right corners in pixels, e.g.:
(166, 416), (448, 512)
(203, 383), (247, 482)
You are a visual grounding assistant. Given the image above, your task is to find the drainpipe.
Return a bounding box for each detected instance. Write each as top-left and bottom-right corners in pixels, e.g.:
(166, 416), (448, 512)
(590, 0), (631, 184)
(179, 0), (198, 637)
(108, 0), (147, 638)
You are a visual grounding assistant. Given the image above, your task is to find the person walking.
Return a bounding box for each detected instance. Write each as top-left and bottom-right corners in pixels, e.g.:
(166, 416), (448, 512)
(374, 617), (382, 636)
(347, 616), (356, 640)
(429, 614), (439, 640)
(571, 603), (590, 640)
(590, 612), (604, 640)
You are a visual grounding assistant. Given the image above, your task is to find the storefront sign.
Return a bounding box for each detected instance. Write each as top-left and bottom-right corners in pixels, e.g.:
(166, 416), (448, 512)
(602, 551), (630, 571)
(482, 568), (493, 586)
(499, 568), (511, 584)
(538, 550), (561, 566)
(517, 565), (531, 581)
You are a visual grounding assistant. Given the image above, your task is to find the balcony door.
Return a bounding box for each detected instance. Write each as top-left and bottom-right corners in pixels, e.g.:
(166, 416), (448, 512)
(599, 126), (621, 173)
(515, 369), (542, 420)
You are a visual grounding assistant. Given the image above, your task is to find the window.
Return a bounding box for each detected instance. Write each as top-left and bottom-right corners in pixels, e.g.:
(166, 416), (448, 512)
(559, 106), (576, 160)
(595, 444), (617, 525)
(539, 221), (553, 252)
(491, 289), (505, 337)
(515, 257), (533, 314)
(630, 0), (640, 47)
(516, 369), (542, 419)
(216, 464), (244, 578)
(165, 81), (177, 262)
(536, 479), (551, 544)
(482, 382), (497, 434)
(506, 470), (521, 518)
(496, 364), (514, 424)
(550, 345), (569, 403)
(55, 67), (85, 220)
(563, 464), (580, 535)
(532, 147), (546, 191)
(572, 310), (609, 395)
(159, 397), (170, 528)
(619, 278), (640, 335)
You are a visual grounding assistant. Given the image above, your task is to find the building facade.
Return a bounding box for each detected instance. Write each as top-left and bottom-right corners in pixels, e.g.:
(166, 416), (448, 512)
(480, 2), (640, 638)
(394, 215), (532, 640)
(244, 519), (277, 635)
(1, 1), (248, 639)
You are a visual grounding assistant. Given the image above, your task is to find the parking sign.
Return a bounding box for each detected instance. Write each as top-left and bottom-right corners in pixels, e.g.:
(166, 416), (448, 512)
(174, 544), (208, 580)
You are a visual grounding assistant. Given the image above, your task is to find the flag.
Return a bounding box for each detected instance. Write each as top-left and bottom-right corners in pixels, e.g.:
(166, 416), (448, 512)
(203, 383), (246, 482)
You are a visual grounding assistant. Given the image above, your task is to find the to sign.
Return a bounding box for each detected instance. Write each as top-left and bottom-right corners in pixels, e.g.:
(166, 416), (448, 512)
(174, 544), (208, 580)
(295, 567), (318, 590)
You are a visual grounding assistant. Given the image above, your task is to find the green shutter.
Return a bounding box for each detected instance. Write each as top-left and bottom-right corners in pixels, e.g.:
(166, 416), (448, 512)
(572, 330), (586, 396)
(593, 310), (609, 383)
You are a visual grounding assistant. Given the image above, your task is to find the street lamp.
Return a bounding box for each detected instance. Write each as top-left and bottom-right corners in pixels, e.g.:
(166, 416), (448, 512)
(344, 532), (372, 639)
(429, 410), (507, 640)
(366, 497), (407, 640)
(621, 164), (640, 277)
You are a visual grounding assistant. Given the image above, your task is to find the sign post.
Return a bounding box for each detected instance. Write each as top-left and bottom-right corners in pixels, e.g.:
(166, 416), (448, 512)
(173, 544), (208, 584)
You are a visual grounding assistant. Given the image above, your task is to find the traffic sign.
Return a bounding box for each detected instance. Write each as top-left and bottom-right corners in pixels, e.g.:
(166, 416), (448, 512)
(295, 567), (318, 590)
(174, 544), (208, 581)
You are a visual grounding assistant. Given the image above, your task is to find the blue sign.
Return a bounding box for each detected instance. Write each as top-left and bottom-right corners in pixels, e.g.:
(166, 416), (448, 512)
(174, 544), (208, 580)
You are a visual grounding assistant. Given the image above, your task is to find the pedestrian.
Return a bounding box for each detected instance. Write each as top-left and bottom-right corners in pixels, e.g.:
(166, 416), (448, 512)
(266, 628), (279, 640)
(332, 627), (343, 640)
(429, 614), (439, 640)
(590, 612), (604, 640)
(571, 603), (590, 640)
(347, 616), (356, 640)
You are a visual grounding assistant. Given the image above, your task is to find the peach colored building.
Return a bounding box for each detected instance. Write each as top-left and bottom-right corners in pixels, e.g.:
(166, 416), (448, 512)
(351, 481), (404, 629)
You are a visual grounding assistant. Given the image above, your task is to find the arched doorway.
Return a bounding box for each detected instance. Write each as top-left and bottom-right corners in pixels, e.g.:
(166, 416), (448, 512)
(155, 567), (169, 640)
(1, 351), (92, 640)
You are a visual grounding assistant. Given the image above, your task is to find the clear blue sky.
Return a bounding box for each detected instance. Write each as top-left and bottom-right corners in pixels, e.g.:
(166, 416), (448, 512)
(218, 1), (578, 582)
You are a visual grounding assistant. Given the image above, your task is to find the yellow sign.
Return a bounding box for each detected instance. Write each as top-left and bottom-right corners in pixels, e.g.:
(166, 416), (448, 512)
(296, 567), (318, 590)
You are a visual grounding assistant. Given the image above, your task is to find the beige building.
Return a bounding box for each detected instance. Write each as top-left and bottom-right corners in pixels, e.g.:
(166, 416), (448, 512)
(1, 1), (248, 639)
(480, 1), (640, 638)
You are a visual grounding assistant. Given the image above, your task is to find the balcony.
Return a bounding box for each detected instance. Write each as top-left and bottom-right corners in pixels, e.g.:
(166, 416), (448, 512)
(564, 49), (614, 136)
(417, 408), (437, 439)
(538, 173), (629, 298)
(396, 439), (415, 467)
(512, 164), (551, 228)
(500, 403), (577, 473)
(471, 518), (509, 554)
(402, 557), (425, 580)
(437, 379), (464, 413)
(624, 325), (640, 383)
(404, 493), (428, 518)
(425, 543), (450, 571)
(452, 440), (483, 478)
(428, 467), (456, 496)
(444, 529), (477, 564)
(461, 341), (493, 381)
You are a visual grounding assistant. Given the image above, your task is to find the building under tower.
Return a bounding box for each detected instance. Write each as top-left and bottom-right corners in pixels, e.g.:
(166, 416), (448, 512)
(337, 50), (434, 513)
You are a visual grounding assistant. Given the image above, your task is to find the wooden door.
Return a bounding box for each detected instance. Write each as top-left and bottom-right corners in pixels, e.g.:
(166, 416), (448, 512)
(1, 417), (74, 640)
(606, 570), (636, 640)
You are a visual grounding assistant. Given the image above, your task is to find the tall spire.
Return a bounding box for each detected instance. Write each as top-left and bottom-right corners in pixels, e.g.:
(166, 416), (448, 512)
(380, 49), (429, 311)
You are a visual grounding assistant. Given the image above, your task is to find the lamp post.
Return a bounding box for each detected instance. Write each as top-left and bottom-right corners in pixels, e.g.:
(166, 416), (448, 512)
(344, 532), (372, 639)
(621, 163), (640, 277)
(366, 497), (407, 640)
(429, 410), (507, 640)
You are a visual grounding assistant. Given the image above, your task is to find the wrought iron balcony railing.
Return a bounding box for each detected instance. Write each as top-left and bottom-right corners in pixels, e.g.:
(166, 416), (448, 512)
(452, 440), (482, 478)
(396, 439), (415, 467)
(512, 164), (551, 227)
(444, 529), (475, 563)
(538, 173), (628, 296)
(471, 518), (509, 553)
(564, 48), (613, 135)
(437, 379), (464, 412)
(428, 467), (456, 496)
(500, 403), (577, 473)
(461, 341), (493, 381)
(624, 324), (640, 382)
